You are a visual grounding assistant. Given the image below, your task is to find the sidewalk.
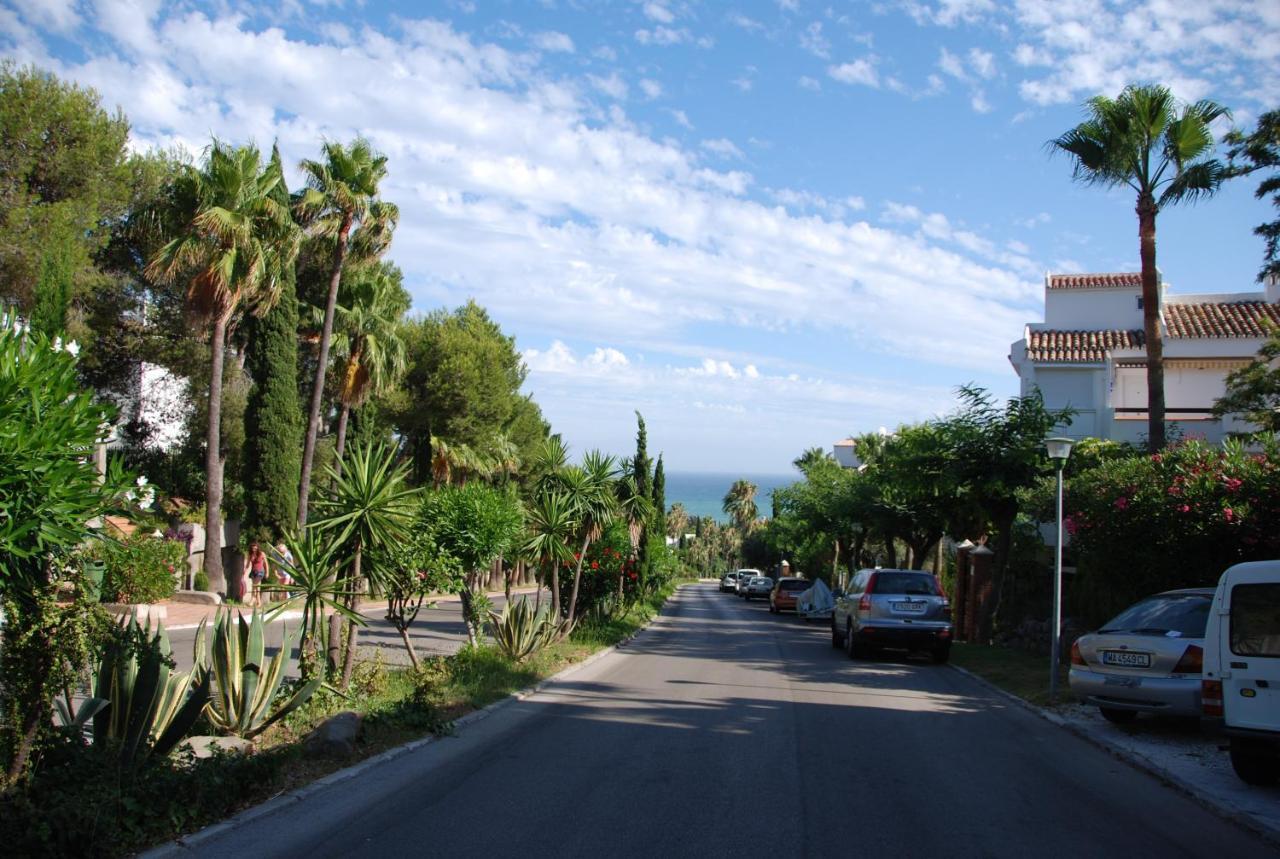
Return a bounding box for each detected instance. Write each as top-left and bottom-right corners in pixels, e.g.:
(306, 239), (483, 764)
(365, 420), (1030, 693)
(157, 586), (545, 631)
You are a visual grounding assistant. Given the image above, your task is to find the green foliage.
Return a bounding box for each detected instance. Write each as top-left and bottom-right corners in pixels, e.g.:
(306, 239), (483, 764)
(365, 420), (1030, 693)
(90, 534), (184, 605)
(263, 527), (361, 679)
(722, 479), (759, 530)
(202, 608), (321, 739)
(651, 454), (666, 537)
(242, 150), (303, 540)
(1225, 109), (1280, 283)
(487, 598), (556, 662)
(0, 62), (131, 315)
(193, 569), (210, 592)
(1212, 323), (1280, 436)
(1052, 439), (1280, 623)
(312, 441), (418, 558)
(92, 614), (211, 767)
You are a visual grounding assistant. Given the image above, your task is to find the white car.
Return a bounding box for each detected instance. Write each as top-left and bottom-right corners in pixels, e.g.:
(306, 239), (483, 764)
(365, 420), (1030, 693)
(735, 568), (763, 597)
(744, 575), (774, 600)
(1202, 560), (1280, 786)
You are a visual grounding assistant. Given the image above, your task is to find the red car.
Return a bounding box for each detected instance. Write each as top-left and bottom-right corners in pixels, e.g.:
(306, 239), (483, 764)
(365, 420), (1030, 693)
(770, 577), (809, 614)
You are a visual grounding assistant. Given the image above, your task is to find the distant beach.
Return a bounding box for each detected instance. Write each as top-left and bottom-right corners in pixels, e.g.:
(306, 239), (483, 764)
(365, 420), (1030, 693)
(663, 471), (798, 524)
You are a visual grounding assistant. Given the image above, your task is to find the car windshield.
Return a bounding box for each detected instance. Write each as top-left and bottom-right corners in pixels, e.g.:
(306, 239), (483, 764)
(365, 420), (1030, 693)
(780, 580), (808, 591)
(870, 573), (939, 596)
(1098, 594), (1211, 637)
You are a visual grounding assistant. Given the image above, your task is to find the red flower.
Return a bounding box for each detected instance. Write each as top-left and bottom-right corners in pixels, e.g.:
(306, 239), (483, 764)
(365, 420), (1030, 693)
(1114, 497), (1129, 511)
(574, 553), (582, 561)
(1224, 478), (1243, 493)
(591, 561), (599, 570)
(1151, 453), (1162, 464)
(1179, 504), (1191, 513)
(1224, 507), (1235, 522)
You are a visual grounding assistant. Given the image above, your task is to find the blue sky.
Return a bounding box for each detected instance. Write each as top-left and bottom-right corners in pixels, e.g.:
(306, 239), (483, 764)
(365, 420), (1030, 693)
(4, 0), (1277, 473)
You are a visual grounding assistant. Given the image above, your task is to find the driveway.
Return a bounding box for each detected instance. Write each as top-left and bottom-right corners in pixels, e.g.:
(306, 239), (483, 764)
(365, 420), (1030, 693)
(162, 583), (1273, 857)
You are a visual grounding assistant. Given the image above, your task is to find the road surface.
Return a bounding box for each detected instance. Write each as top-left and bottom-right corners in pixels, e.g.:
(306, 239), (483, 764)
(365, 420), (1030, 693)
(168, 583), (1273, 858)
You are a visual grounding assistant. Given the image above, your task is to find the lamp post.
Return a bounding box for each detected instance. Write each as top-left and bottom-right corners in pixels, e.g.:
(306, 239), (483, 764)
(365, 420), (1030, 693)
(1045, 437), (1075, 704)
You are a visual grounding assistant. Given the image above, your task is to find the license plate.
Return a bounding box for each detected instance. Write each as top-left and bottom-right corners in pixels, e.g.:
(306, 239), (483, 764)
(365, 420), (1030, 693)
(1101, 650), (1150, 668)
(893, 601), (927, 614)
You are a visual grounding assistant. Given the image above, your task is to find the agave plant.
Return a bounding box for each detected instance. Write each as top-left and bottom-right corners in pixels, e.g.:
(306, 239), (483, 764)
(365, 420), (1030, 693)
(202, 607), (322, 739)
(487, 598), (556, 662)
(92, 613), (211, 766)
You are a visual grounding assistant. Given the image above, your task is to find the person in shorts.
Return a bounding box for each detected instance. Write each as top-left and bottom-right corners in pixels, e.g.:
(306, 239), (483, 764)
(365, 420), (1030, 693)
(242, 541), (270, 607)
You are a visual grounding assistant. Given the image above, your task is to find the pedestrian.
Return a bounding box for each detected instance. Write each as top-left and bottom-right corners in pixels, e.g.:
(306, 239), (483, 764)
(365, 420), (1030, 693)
(274, 540), (294, 600)
(242, 541), (270, 608)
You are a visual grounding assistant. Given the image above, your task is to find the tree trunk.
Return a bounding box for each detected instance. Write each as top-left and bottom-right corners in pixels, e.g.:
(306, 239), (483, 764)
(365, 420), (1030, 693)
(562, 535), (591, 636)
(884, 538), (898, 568)
(332, 402), (351, 481)
(204, 313), (229, 593)
(987, 508), (1018, 637)
(551, 564), (561, 619)
(339, 540), (362, 688)
(1138, 198), (1166, 452)
(298, 217), (352, 526)
(398, 625), (420, 671)
(534, 564), (544, 613)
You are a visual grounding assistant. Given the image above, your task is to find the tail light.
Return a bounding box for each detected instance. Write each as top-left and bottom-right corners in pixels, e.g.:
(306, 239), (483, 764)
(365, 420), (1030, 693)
(1172, 644), (1203, 675)
(1070, 640), (1086, 666)
(858, 573), (877, 611)
(1202, 679), (1223, 717)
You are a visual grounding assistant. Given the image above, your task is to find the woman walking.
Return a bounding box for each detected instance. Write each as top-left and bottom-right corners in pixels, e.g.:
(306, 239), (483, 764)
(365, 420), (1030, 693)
(242, 541), (270, 607)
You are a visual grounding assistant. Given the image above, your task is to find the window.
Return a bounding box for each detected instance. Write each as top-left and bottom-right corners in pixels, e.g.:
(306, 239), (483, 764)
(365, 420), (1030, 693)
(870, 572), (941, 596)
(1230, 584), (1280, 657)
(1098, 594), (1210, 637)
(1136, 296), (1144, 310)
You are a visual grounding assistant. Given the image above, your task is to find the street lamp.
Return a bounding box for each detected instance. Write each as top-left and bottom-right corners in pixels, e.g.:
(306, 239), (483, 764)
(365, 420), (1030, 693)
(1045, 437), (1075, 704)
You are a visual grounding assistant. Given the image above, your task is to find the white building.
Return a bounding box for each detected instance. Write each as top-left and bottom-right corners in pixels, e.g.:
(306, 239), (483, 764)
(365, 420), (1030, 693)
(1008, 272), (1280, 445)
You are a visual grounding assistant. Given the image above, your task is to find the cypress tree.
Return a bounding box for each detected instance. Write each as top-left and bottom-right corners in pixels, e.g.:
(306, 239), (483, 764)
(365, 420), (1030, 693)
(242, 148), (302, 541)
(651, 453), (666, 538)
(634, 412), (651, 570)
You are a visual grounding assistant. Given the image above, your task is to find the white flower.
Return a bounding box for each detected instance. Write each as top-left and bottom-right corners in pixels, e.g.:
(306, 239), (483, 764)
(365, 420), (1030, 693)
(52, 336), (63, 352)
(136, 475), (149, 488)
(124, 490), (136, 502)
(65, 340), (80, 357)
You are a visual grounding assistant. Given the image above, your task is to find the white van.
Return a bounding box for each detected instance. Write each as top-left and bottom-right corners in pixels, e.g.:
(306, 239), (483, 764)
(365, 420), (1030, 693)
(1201, 560), (1280, 786)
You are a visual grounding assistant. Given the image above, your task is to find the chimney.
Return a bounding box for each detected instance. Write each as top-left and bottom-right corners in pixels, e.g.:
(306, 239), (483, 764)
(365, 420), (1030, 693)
(1266, 272), (1279, 304)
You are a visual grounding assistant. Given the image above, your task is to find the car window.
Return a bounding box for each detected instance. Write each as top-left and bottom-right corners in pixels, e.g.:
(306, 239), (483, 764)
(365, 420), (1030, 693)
(780, 580), (808, 591)
(870, 572), (940, 596)
(1098, 594), (1211, 637)
(1230, 584), (1280, 658)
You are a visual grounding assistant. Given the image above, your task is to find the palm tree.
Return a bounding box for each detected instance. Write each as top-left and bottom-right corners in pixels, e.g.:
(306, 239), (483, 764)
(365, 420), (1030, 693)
(561, 451), (620, 632)
(325, 263), (408, 475)
(147, 142), (298, 593)
(722, 479), (759, 531)
(666, 502), (689, 542)
(1050, 84), (1229, 451)
(793, 446), (833, 475)
(524, 490), (579, 619)
(295, 138), (399, 526)
(615, 473), (654, 599)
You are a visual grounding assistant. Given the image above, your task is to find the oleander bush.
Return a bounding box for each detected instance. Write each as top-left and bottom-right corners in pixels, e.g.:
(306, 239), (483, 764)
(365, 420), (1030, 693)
(91, 533), (184, 604)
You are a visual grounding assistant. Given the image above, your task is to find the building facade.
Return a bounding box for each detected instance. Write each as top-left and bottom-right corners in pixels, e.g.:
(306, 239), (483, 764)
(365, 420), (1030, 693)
(1008, 272), (1280, 445)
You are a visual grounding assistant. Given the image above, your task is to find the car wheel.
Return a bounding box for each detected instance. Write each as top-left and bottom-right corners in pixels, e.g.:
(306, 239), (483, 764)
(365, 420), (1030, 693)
(931, 643), (951, 664)
(1230, 738), (1280, 786)
(845, 623), (858, 659)
(1098, 707), (1138, 725)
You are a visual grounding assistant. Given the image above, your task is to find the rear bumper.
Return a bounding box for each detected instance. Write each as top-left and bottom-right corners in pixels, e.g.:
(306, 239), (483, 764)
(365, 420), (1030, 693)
(855, 623), (951, 649)
(773, 597), (798, 609)
(1068, 667), (1201, 716)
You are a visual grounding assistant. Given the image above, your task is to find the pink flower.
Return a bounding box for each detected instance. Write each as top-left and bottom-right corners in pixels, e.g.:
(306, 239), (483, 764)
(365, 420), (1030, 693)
(1151, 453), (1162, 464)
(1179, 504), (1191, 513)
(1224, 507), (1235, 522)
(1224, 478), (1243, 493)
(1114, 497), (1129, 510)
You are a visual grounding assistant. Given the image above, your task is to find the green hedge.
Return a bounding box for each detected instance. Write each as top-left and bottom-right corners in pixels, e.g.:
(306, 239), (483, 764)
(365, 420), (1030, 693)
(91, 534), (184, 604)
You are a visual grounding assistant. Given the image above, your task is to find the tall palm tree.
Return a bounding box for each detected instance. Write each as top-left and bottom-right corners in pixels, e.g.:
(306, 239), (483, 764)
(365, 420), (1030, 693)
(324, 263), (408, 475)
(793, 446), (833, 475)
(561, 451), (620, 632)
(295, 138), (399, 525)
(1051, 84), (1229, 451)
(524, 490), (579, 619)
(147, 141), (298, 593)
(722, 479), (759, 531)
(666, 502), (689, 541)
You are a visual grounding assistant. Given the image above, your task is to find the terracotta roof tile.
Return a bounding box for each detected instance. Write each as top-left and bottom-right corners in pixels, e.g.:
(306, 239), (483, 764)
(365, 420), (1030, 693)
(1163, 301), (1280, 338)
(1047, 272), (1143, 290)
(1026, 329), (1144, 363)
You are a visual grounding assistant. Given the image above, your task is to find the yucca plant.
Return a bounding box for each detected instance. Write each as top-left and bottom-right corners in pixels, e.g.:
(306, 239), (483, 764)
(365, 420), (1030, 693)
(92, 613), (211, 767)
(263, 526), (360, 679)
(487, 598), (556, 662)
(202, 607), (322, 739)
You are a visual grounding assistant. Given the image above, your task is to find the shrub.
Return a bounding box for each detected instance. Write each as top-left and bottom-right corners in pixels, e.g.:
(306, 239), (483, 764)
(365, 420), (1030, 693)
(93, 534), (184, 604)
(1061, 438), (1280, 623)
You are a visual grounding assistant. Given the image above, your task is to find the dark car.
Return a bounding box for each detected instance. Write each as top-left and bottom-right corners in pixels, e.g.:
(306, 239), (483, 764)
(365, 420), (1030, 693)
(831, 568), (952, 663)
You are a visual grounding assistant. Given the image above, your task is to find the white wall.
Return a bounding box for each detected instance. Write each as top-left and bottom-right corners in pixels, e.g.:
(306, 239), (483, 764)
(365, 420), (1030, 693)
(1042, 288), (1144, 330)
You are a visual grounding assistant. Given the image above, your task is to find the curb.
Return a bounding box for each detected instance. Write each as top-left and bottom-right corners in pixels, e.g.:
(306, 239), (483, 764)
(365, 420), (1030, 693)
(948, 664), (1280, 849)
(144, 586), (684, 856)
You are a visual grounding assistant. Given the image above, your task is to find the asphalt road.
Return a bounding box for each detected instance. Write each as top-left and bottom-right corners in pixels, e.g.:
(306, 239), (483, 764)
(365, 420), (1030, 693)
(167, 590), (545, 674)
(172, 583), (1273, 858)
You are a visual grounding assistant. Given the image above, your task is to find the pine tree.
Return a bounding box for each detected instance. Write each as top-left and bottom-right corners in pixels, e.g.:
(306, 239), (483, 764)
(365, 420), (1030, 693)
(651, 453), (666, 538)
(242, 148), (302, 541)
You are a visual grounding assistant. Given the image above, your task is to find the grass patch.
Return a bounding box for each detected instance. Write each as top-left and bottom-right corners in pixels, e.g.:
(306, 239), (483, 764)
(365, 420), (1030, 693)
(951, 642), (1070, 708)
(0, 581), (685, 857)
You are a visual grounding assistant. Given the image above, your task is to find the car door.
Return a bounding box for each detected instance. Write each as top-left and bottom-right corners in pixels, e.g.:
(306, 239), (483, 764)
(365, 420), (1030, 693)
(1222, 566), (1280, 733)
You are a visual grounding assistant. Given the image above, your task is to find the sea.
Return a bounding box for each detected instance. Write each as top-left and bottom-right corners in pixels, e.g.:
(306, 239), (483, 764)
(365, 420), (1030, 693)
(663, 471), (798, 524)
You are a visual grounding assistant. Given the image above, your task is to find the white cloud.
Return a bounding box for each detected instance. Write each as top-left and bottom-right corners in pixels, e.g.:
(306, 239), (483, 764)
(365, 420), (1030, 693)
(668, 108), (694, 129)
(588, 72), (628, 100)
(592, 44), (618, 61)
(639, 78), (662, 100)
(532, 30), (574, 53)
(643, 2), (675, 24)
(635, 26), (710, 47)
(728, 13), (766, 32)
(799, 21), (830, 59)
(798, 75), (821, 91)
(11, 0), (79, 32)
(701, 138), (745, 160)
(967, 47), (996, 79)
(827, 57), (880, 88)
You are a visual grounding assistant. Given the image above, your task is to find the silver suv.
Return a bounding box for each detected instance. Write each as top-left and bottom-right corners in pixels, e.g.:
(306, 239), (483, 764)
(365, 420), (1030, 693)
(831, 569), (952, 663)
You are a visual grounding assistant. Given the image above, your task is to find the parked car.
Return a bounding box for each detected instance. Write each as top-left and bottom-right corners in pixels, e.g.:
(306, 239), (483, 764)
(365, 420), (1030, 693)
(831, 569), (952, 663)
(1069, 588), (1214, 723)
(735, 568), (763, 597)
(1202, 560), (1280, 786)
(744, 575), (774, 600)
(720, 571), (741, 593)
(769, 577), (809, 614)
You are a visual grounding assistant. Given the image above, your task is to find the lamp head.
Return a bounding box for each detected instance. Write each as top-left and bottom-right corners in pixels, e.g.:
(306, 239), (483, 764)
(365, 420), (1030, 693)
(1045, 437), (1075, 463)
